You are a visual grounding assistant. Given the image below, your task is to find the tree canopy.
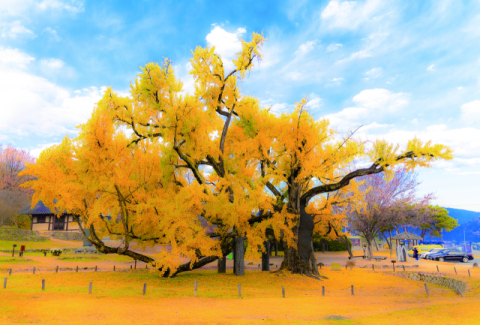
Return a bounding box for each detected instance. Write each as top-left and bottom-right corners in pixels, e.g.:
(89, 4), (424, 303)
(21, 32), (454, 277)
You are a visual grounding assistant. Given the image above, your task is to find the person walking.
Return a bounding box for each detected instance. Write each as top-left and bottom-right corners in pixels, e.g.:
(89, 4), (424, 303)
(413, 247), (419, 261)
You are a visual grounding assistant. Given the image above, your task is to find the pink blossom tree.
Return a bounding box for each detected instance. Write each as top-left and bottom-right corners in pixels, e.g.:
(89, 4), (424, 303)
(347, 167), (432, 259)
(0, 145), (35, 228)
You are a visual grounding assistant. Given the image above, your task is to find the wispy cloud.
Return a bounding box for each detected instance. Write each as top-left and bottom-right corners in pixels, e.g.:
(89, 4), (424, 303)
(294, 39), (318, 55)
(0, 21), (35, 39)
(320, 0), (387, 30)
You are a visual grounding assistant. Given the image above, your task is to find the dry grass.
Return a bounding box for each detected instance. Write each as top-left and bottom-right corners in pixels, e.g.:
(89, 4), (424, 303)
(1, 263), (480, 324)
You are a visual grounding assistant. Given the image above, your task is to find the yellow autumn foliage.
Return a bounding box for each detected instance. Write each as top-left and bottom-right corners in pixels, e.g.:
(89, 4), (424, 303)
(20, 31), (453, 276)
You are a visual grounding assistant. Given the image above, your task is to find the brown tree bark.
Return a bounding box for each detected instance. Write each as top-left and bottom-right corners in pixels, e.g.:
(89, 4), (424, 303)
(218, 256), (226, 273)
(261, 240), (270, 271)
(234, 236), (245, 276)
(279, 200), (321, 279)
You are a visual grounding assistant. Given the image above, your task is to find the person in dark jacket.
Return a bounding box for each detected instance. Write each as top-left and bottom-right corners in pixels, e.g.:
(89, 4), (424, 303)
(413, 247), (419, 261)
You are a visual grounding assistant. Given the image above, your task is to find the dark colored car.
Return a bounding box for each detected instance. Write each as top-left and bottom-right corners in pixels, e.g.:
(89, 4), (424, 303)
(428, 249), (474, 263)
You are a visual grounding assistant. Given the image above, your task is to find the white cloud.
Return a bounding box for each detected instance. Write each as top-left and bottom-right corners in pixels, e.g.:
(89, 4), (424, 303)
(367, 125), (480, 159)
(320, 0), (384, 30)
(36, 0), (84, 13)
(43, 27), (60, 41)
(40, 58), (64, 69)
(411, 118), (418, 124)
(0, 47), (35, 69)
(0, 0), (84, 16)
(29, 142), (60, 158)
(325, 77), (344, 87)
(427, 64), (435, 71)
(360, 122), (392, 132)
(353, 88), (408, 110)
(461, 100), (480, 123)
(0, 50), (105, 141)
(323, 89), (409, 131)
(307, 94), (322, 110)
(206, 26), (246, 72)
(295, 39), (318, 55)
(336, 49), (372, 64)
(327, 43), (342, 52)
(261, 99), (291, 116)
(364, 67), (382, 79)
(1, 20), (35, 39)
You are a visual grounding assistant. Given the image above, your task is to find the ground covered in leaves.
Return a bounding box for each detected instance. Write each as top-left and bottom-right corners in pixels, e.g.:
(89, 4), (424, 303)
(1, 262), (479, 324)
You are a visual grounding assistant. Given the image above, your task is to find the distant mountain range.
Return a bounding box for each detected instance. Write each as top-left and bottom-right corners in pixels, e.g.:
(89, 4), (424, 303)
(440, 207), (480, 243)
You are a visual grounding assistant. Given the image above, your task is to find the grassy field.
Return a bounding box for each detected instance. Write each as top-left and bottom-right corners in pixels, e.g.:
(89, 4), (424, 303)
(1, 261), (479, 324)
(0, 239), (81, 251)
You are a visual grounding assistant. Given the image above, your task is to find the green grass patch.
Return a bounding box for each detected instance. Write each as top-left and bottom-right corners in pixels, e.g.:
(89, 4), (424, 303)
(0, 240), (80, 251)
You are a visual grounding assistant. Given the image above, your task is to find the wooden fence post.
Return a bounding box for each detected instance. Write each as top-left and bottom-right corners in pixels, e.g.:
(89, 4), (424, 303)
(282, 286), (285, 298)
(56, 266), (58, 273)
(9, 269), (11, 276)
(372, 264), (374, 271)
(143, 283), (147, 295)
(238, 283), (241, 298)
(76, 266), (78, 273)
(322, 286), (325, 296)
(3, 278), (6, 289)
(424, 283), (429, 297)
(89, 282), (92, 294)
(42, 279), (45, 291)
(113, 265), (115, 272)
(402, 265), (405, 272)
(194, 280), (197, 297)
(468, 269), (471, 278)
(33, 267), (35, 275)
(95, 266), (97, 272)
(436, 265), (439, 272)
(351, 285), (354, 296)
(454, 267), (457, 275)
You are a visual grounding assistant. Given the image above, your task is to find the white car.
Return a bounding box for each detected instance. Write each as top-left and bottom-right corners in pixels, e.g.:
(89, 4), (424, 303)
(420, 248), (444, 259)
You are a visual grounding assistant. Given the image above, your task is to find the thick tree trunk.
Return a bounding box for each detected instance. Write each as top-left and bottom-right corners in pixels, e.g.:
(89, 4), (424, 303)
(233, 237), (236, 274)
(218, 256), (226, 273)
(274, 241), (278, 256)
(262, 240), (270, 271)
(280, 202), (321, 279)
(365, 236), (374, 260)
(234, 236), (245, 276)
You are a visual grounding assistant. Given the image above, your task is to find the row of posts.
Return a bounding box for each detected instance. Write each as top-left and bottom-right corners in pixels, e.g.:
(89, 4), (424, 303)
(3, 277), (356, 298)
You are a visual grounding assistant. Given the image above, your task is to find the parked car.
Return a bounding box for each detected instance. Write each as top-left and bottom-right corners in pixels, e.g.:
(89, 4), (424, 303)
(428, 249), (474, 263)
(419, 248), (444, 259)
(408, 244), (443, 257)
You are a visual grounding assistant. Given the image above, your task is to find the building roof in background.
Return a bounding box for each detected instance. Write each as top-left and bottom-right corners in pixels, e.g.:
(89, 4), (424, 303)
(391, 232), (423, 240)
(20, 201), (67, 215)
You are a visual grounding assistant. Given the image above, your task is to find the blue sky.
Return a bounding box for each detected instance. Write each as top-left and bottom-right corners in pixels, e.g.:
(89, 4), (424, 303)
(1, 0), (479, 212)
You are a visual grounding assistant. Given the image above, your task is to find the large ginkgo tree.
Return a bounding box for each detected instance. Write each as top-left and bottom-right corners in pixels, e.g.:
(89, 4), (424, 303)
(21, 32), (453, 278)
